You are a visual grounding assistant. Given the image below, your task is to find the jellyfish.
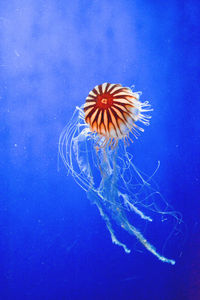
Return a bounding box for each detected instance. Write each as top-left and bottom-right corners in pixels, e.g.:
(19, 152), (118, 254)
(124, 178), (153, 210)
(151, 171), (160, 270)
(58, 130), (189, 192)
(59, 83), (179, 265)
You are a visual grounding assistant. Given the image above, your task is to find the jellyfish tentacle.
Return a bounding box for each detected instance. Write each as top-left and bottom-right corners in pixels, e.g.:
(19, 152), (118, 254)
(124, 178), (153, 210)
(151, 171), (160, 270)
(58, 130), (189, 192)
(122, 220), (175, 265)
(59, 84), (180, 265)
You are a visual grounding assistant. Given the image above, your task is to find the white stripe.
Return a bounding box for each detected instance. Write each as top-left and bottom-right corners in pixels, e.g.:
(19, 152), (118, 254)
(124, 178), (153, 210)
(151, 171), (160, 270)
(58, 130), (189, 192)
(89, 91), (97, 97)
(84, 102), (95, 108)
(113, 91), (133, 97)
(109, 85), (123, 94)
(86, 95), (96, 101)
(106, 83), (116, 92)
(101, 83), (107, 93)
(113, 98), (133, 105)
(94, 85), (100, 94)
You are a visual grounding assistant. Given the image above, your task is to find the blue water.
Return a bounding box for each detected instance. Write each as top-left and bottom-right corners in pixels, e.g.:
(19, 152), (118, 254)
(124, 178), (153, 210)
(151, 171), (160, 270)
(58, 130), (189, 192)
(1, 1), (200, 299)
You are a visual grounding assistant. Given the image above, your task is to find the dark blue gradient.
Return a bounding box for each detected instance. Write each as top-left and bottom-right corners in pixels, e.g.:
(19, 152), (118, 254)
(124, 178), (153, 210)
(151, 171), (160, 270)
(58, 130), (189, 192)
(0, 1), (200, 299)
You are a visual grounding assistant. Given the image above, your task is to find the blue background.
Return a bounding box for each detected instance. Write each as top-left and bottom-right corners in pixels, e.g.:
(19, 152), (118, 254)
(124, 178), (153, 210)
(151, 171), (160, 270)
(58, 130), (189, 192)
(0, 0), (200, 299)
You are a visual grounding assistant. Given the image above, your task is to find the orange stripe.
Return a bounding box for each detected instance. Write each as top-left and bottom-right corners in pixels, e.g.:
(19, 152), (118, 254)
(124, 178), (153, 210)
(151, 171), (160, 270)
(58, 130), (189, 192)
(103, 109), (109, 133)
(108, 108), (119, 136)
(90, 108), (99, 125)
(85, 107), (94, 118)
(111, 106), (127, 124)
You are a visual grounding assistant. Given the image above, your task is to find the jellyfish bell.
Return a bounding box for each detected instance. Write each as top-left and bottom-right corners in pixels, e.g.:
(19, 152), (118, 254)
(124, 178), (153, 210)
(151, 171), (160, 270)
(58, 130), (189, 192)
(59, 83), (181, 265)
(84, 83), (152, 147)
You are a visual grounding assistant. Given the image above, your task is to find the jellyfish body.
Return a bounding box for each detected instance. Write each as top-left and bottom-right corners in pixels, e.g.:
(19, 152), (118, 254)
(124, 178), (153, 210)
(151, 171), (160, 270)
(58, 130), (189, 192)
(59, 83), (178, 265)
(84, 83), (149, 147)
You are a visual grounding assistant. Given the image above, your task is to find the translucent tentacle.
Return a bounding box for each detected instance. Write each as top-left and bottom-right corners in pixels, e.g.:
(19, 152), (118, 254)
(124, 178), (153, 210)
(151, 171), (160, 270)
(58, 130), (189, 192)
(59, 105), (181, 265)
(122, 220), (175, 265)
